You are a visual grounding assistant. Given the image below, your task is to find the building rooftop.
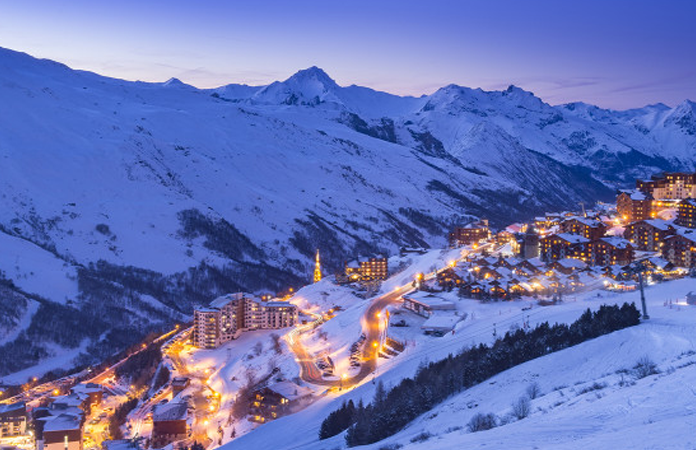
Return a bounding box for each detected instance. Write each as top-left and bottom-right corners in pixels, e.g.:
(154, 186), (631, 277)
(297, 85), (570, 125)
(346, 255), (387, 268)
(153, 402), (187, 422)
(262, 301), (297, 308)
(71, 383), (102, 395)
(0, 402), (25, 416)
(267, 381), (313, 401)
(600, 236), (632, 249)
(403, 291), (454, 309)
(171, 377), (190, 387)
(421, 313), (463, 332)
(43, 413), (82, 432)
(209, 292), (254, 308)
(642, 219), (672, 231)
(557, 258), (587, 269)
(51, 394), (83, 408)
(554, 233), (590, 244)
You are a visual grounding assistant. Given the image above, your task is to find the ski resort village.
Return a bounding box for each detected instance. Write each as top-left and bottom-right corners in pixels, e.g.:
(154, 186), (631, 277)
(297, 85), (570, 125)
(2, 9), (696, 448)
(3, 170), (696, 450)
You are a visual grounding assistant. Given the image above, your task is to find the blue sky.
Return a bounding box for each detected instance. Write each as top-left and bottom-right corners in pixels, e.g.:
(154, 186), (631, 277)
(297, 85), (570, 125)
(0, 0), (694, 109)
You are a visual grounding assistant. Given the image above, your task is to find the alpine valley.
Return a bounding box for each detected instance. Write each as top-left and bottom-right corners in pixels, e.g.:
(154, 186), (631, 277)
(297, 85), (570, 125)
(1, 46), (695, 379)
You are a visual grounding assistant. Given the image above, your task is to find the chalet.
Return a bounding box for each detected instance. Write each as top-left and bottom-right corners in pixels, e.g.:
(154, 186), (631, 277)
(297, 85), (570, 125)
(687, 292), (696, 305)
(345, 255), (389, 282)
(171, 377), (190, 396)
(616, 190), (653, 222)
(590, 237), (634, 266)
(250, 382), (312, 423)
(662, 229), (696, 268)
(560, 217), (607, 240)
(449, 220), (490, 246)
(0, 402), (27, 438)
(402, 292), (455, 317)
(493, 256), (521, 270)
(37, 413), (83, 450)
(152, 402), (188, 447)
(549, 257), (587, 275)
(459, 281), (486, 299)
(70, 383), (102, 412)
(436, 267), (463, 289)
(623, 219), (674, 251)
(676, 198), (696, 228)
(514, 258), (545, 277)
(540, 233), (589, 262)
(638, 257), (675, 275)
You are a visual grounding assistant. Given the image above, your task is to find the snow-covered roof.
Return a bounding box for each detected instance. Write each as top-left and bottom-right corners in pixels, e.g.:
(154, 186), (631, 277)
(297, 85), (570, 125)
(554, 233), (590, 244)
(600, 236), (632, 249)
(153, 402), (187, 422)
(43, 413), (82, 432)
(267, 381), (313, 401)
(565, 216), (604, 228)
(403, 291), (455, 309)
(0, 402), (25, 415)
(51, 394), (83, 408)
(642, 219), (672, 231)
(421, 313), (462, 332)
(262, 301), (297, 308)
(71, 383), (102, 395)
(557, 258), (587, 269)
(209, 292), (253, 308)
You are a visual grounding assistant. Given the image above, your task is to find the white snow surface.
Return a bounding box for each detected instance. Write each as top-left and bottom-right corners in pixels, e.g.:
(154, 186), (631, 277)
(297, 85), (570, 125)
(218, 276), (696, 450)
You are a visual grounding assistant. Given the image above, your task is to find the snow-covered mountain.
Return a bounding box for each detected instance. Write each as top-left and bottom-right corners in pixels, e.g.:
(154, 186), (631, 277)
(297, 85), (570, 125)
(0, 46), (695, 379)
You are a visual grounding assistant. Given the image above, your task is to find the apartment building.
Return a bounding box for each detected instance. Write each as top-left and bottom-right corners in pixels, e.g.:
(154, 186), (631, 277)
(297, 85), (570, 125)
(193, 293), (299, 349)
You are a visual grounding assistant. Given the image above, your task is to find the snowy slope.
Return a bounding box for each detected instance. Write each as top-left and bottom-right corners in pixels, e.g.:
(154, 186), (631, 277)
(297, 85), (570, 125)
(0, 46), (695, 379)
(220, 277), (696, 450)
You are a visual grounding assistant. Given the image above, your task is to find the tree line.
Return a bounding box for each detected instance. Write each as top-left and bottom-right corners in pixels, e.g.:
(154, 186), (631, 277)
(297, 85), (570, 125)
(319, 302), (641, 446)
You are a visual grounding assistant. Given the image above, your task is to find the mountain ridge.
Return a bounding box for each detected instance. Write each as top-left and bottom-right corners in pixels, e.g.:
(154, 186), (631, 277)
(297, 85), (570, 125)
(0, 46), (694, 380)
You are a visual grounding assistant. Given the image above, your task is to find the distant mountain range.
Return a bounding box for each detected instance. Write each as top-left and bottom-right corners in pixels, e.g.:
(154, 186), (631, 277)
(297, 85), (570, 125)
(0, 47), (694, 380)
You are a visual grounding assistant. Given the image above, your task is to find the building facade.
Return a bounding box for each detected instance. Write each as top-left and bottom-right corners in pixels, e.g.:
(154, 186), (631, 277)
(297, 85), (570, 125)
(193, 293), (299, 349)
(345, 255), (389, 281)
(0, 402), (27, 438)
(623, 219), (674, 252)
(676, 198), (696, 228)
(540, 233), (589, 262)
(616, 190), (653, 222)
(637, 172), (696, 200)
(560, 217), (607, 240)
(589, 237), (634, 267)
(662, 231), (696, 268)
(449, 220), (491, 246)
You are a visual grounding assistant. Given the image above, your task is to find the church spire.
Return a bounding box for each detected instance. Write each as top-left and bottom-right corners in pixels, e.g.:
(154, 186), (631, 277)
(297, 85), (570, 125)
(313, 248), (322, 283)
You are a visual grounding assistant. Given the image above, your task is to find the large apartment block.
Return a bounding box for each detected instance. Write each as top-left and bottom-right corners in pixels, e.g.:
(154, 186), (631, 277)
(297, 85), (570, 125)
(344, 255), (389, 282)
(636, 172), (696, 200)
(193, 293), (299, 349)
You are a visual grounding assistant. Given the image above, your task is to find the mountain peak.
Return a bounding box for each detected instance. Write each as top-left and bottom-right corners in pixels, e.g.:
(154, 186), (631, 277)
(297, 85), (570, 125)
(253, 66), (342, 106)
(284, 66), (338, 88)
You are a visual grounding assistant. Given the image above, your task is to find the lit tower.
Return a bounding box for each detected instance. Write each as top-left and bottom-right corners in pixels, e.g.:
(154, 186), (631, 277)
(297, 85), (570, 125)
(313, 249), (322, 283)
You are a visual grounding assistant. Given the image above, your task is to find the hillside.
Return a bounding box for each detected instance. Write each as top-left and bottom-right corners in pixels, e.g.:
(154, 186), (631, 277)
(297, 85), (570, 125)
(1, 46), (695, 380)
(219, 277), (696, 450)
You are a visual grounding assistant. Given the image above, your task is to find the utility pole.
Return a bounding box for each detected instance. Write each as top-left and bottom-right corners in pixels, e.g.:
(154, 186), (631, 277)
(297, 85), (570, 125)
(638, 270), (649, 319)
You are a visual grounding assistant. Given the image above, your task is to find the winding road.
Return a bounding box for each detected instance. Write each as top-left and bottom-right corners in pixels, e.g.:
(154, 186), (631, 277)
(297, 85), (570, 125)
(288, 244), (498, 388)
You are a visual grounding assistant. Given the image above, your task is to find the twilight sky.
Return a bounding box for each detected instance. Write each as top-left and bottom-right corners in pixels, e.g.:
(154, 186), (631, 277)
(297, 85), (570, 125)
(1, 0), (694, 109)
